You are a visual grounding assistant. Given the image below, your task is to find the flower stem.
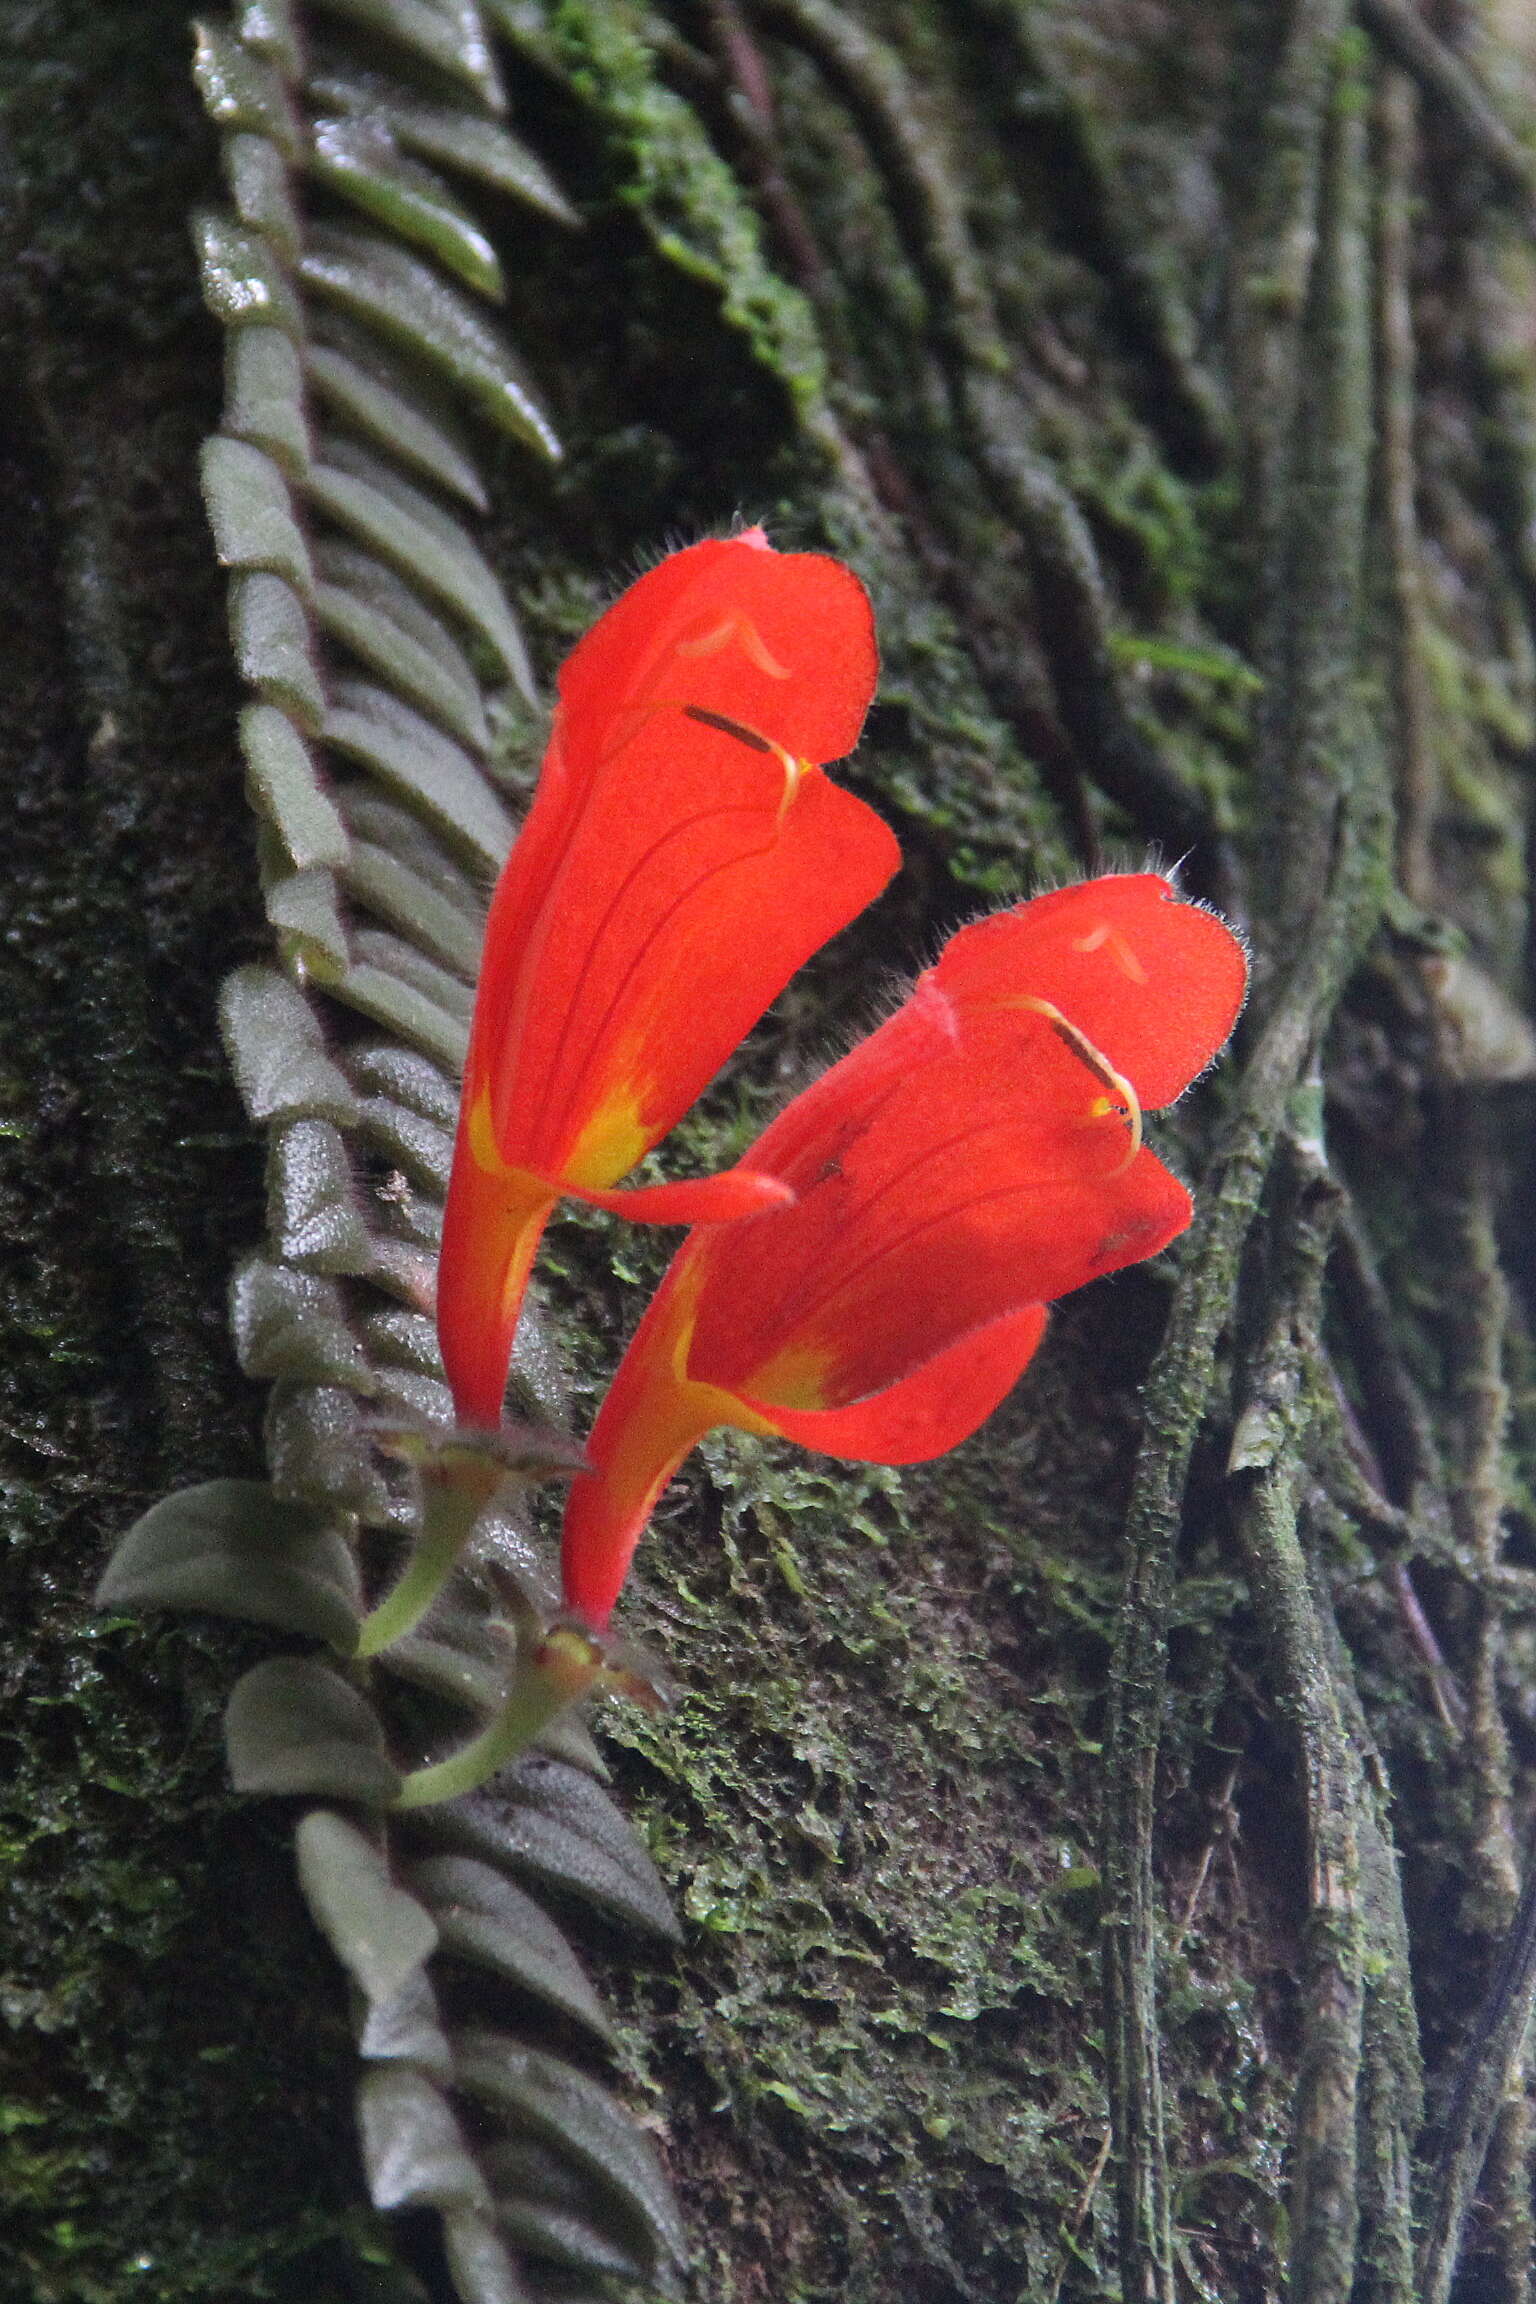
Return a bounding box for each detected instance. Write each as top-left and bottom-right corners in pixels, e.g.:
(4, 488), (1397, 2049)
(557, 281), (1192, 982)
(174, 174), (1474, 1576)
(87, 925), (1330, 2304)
(355, 1453), (500, 1658)
(392, 1626), (602, 1809)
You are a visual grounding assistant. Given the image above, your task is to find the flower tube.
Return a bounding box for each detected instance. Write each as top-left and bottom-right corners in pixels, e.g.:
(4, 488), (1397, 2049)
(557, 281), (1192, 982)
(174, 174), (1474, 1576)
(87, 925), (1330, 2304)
(561, 873), (1248, 1626)
(437, 530), (900, 1427)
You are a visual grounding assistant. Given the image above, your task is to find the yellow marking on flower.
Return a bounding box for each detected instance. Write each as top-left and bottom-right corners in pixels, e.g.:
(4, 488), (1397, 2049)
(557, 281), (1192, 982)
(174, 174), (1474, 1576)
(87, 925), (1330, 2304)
(466, 1084), (506, 1173)
(1008, 995), (1143, 1174)
(563, 1091), (651, 1189)
(746, 1335), (840, 1413)
(674, 612), (792, 678)
(1071, 921), (1149, 983)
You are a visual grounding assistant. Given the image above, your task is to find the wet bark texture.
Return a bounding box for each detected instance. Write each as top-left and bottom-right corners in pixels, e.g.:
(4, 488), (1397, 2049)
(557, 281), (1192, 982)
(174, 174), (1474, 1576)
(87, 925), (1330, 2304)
(5, 1), (1536, 2299)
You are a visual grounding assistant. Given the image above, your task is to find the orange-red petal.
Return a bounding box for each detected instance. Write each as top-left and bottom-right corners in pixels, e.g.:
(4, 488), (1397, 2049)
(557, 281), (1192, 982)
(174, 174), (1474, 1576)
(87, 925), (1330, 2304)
(736, 1302), (1049, 1463)
(481, 710), (900, 1176)
(933, 873), (1248, 1109)
(557, 530), (879, 772)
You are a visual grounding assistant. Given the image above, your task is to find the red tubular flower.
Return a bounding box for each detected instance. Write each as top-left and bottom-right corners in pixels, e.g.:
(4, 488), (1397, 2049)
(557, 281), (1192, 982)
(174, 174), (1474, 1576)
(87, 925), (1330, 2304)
(561, 873), (1248, 1626)
(437, 530), (900, 1427)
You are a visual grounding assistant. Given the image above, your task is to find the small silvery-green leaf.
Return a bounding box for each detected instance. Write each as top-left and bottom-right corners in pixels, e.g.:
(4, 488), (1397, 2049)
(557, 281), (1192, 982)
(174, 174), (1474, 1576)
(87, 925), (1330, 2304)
(364, 1235), (438, 1310)
(237, 0), (301, 73)
(262, 856), (351, 986)
(348, 1042), (458, 1126)
(295, 1808), (438, 2007)
(309, 117), (504, 301)
(192, 20), (301, 154)
(231, 1255), (377, 1389)
(315, 543), (489, 753)
(226, 1658), (402, 1802)
(400, 1784), (681, 1944)
(409, 1856), (611, 2042)
(370, 1364), (456, 1429)
(194, 210), (302, 335)
(306, 443), (533, 695)
(440, 2209), (529, 2304)
(338, 784), (491, 910)
(310, 67), (578, 223)
(492, 2199), (649, 2284)
(203, 435), (314, 597)
(225, 327), (312, 478)
(336, 962), (470, 1074)
(353, 928), (473, 1021)
(268, 1118), (375, 1274)
(326, 680), (514, 870)
(357, 2065), (492, 2214)
(484, 2137), (653, 2281)
(357, 1964), (453, 2078)
(241, 703), (351, 871)
(344, 842), (485, 979)
(453, 2034), (684, 2266)
(300, 226), (560, 460)
(96, 1479), (361, 1648)
(229, 570), (325, 728)
(266, 1380), (394, 1524)
(307, 321), (486, 509)
(224, 130), (302, 260)
(219, 963), (358, 1127)
(355, 1095), (454, 1194)
(360, 1306), (442, 1376)
(310, 0), (503, 111)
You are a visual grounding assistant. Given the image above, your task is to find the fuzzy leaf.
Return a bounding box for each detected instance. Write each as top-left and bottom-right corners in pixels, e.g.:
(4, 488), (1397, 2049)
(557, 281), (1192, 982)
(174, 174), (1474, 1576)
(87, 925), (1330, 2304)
(325, 679), (514, 870)
(337, 783), (493, 907)
(310, 0), (503, 111)
(343, 841), (485, 978)
(236, 0), (301, 74)
(226, 1657), (402, 1802)
(193, 209), (302, 335)
(219, 964), (358, 1126)
(357, 2065), (491, 2214)
(295, 1808), (439, 2006)
(453, 2033), (684, 2266)
(228, 570), (325, 728)
(202, 436), (314, 596)
(224, 130), (302, 260)
(300, 226), (559, 459)
(225, 326), (312, 477)
(306, 443), (533, 693)
(240, 703), (351, 870)
(400, 1775), (681, 1944)
(356, 1964), (453, 2079)
(408, 1856), (611, 2043)
(335, 962), (470, 1074)
(268, 1118), (375, 1273)
(192, 18), (301, 152)
(265, 1380), (394, 1524)
(96, 1480), (361, 1648)
(355, 1096), (455, 1194)
(307, 324), (486, 509)
(315, 543), (489, 752)
(231, 1255), (377, 1389)
(348, 1041), (460, 1126)
(309, 117), (504, 300)
(440, 2209), (532, 2304)
(310, 66), (578, 222)
(360, 1306), (443, 1376)
(261, 856), (351, 984)
(480, 2134), (657, 2275)
(353, 927), (474, 1019)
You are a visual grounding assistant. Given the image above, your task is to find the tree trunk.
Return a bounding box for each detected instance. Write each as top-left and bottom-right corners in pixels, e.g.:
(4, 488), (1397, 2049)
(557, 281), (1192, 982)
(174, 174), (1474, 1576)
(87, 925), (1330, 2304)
(5, 2), (1536, 2300)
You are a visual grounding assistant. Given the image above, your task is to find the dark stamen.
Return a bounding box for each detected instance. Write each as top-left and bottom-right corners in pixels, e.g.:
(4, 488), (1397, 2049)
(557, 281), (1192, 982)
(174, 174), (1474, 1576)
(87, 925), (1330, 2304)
(682, 704), (775, 754)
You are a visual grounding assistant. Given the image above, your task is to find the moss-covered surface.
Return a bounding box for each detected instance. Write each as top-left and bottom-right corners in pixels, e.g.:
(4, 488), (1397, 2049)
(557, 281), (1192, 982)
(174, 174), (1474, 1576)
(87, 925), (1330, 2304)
(8, 0), (1536, 2299)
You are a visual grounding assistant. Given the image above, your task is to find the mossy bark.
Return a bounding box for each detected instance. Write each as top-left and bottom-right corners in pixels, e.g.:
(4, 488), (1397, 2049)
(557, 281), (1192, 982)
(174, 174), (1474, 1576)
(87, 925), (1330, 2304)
(5, 2), (1536, 2300)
